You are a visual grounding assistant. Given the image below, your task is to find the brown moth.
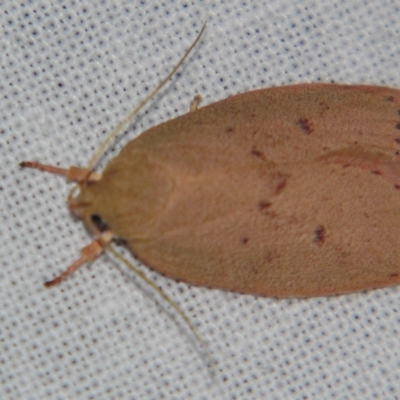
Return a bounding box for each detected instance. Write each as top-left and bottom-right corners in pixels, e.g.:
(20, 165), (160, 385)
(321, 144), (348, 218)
(21, 28), (400, 298)
(72, 83), (400, 297)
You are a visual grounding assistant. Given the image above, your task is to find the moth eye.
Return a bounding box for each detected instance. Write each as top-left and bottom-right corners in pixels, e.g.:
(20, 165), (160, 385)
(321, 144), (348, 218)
(91, 214), (109, 233)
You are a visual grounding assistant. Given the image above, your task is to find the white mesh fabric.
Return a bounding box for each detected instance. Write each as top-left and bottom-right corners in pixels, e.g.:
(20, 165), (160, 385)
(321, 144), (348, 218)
(1, 1), (400, 399)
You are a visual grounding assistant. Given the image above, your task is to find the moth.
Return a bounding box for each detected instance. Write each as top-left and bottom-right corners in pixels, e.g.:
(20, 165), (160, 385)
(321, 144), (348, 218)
(22, 26), (400, 298)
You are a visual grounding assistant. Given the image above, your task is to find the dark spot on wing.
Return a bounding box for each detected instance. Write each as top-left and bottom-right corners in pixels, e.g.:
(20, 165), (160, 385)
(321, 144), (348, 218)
(264, 250), (277, 262)
(271, 172), (289, 195)
(318, 102), (330, 115)
(225, 126), (234, 133)
(251, 146), (266, 161)
(241, 237), (250, 245)
(386, 96), (395, 102)
(251, 267), (259, 275)
(258, 200), (272, 210)
(275, 176), (287, 194)
(258, 200), (276, 217)
(298, 117), (314, 134)
(313, 225), (326, 246)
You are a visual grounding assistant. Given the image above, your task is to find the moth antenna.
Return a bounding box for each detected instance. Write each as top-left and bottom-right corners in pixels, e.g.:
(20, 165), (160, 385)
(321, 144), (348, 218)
(86, 22), (207, 172)
(44, 231), (113, 287)
(106, 243), (217, 379)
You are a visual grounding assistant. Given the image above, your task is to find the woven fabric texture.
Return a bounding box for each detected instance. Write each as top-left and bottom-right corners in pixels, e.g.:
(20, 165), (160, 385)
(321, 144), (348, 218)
(1, 1), (400, 399)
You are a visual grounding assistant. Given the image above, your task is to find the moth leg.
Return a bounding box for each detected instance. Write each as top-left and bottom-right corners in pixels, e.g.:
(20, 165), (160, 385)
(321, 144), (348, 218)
(189, 94), (202, 112)
(44, 231), (114, 287)
(20, 161), (101, 182)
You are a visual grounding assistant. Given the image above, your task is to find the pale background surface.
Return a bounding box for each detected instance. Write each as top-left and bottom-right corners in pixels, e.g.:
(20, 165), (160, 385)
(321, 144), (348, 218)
(1, 1), (400, 399)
